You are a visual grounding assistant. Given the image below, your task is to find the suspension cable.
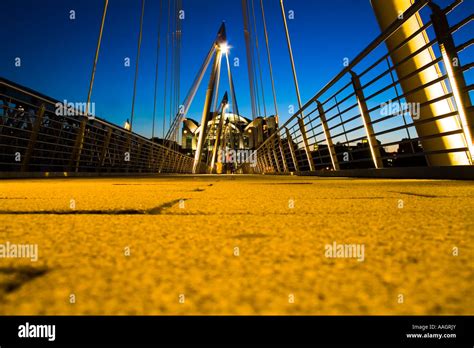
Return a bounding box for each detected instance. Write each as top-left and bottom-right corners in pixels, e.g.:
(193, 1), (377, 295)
(152, 0), (163, 140)
(175, 0), (182, 146)
(260, 0), (279, 122)
(168, 20), (176, 146)
(162, 0), (171, 139)
(176, 0), (183, 148)
(241, 0), (257, 119)
(279, 0), (303, 112)
(251, 0), (267, 117)
(165, 44), (216, 141)
(247, 0), (261, 117)
(86, 0), (108, 117)
(130, 0), (146, 131)
(225, 52), (239, 149)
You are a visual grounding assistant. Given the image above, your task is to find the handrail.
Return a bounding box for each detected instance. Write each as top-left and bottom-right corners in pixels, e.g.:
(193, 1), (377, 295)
(0, 77), (188, 160)
(256, 0), (432, 153)
(256, 0), (473, 174)
(0, 77), (201, 173)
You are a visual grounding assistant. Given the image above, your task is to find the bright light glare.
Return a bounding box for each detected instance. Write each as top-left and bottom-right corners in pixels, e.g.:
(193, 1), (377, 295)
(219, 42), (230, 54)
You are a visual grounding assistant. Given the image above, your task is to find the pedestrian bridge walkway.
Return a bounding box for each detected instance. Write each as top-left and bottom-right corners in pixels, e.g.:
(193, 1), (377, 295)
(0, 175), (472, 314)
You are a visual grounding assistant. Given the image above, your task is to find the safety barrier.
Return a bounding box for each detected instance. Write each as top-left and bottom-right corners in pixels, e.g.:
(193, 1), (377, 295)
(0, 78), (204, 174)
(255, 0), (473, 174)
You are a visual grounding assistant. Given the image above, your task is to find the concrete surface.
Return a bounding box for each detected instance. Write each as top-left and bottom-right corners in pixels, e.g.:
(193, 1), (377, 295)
(0, 175), (472, 315)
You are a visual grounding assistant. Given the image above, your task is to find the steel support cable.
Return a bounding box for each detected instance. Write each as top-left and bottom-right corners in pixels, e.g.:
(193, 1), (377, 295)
(248, 0), (261, 118)
(242, 0), (257, 119)
(225, 52), (239, 149)
(251, 0), (267, 117)
(172, 0), (177, 125)
(170, 0), (183, 149)
(260, 0), (279, 121)
(86, 0), (108, 117)
(168, 27), (175, 146)
(130, 0), (146, 132)
(164, 44), (216, 141)
(224, 52), (239, 116)
(162, 0), (171, 139)
(152, 0), (163, 140)
(177, 0), (182, 117)
(164, 46), (214, 142)
(70, 0), (108, 172)
(254, 0), (431, 157)
(175, 0), (182, 146)
(279, 0), (315, 171)
(279, 0), (303, 112)
(172, 0), (178, 143)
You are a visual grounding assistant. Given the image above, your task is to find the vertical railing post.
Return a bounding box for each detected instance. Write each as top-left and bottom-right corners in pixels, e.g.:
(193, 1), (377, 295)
(178, 155), (186, 173)
(147, 143), (154, 171)
(158, 144), (170, 173)
(183, 156), (190, 173)
(256, 157), (263, 173)
(257, 151), (265, 173)
(21, 104), (45, 172)
(261, 147), (270, 173)
(172, 151), (181, 173)
(123, 136), (133, 173)
(350, 71), (383, 169)
(181, 156), (188, 173)
(297, 117), (315, 171)
(70, 118), (88, 172)
(430, 3), (473, 162)
(175, 155), (182, 173)
(99, 127), (112, 169)
(285, 127), (299, 172)
(271, 136), (282, 173)
(255, 154), (261, 173)
(141, 141), (149, 172)
(265, 142), (275, 172)
(316, 101), (340, 170)
(277, 133), (289, 172)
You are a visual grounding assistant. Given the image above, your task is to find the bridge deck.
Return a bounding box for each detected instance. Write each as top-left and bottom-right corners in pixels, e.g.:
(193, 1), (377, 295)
(0, 176), (472, 314)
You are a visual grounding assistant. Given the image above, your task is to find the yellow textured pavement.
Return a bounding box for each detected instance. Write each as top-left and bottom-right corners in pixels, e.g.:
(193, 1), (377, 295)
(0, 175), (472, 315)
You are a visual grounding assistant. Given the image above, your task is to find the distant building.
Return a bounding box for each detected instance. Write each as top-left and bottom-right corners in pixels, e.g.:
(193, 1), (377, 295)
(182, 113), (278, 156)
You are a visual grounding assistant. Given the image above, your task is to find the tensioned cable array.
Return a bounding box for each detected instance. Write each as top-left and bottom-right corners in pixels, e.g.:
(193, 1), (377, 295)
(260, 0), (279, 121)
(129, 0), (146, 132)
(251, 0), (267, 118)
(152, 0), (163, 140)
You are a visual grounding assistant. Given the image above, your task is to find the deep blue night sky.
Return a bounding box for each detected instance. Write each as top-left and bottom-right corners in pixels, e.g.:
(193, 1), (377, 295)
(1, 0), (470, 138)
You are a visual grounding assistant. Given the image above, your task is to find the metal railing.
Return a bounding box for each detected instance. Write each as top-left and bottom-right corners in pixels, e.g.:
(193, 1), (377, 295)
(0, 78), (205, 174)
(255, 0), (473, 174)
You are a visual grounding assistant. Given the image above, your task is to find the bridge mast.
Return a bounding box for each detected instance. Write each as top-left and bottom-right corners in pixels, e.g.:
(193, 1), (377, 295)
(192, 23), (228, 173)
